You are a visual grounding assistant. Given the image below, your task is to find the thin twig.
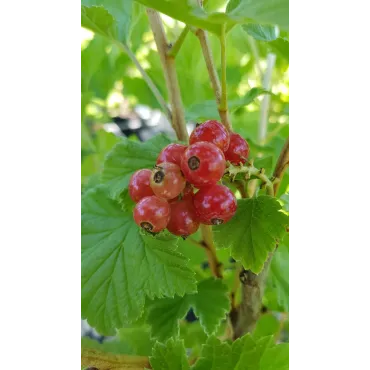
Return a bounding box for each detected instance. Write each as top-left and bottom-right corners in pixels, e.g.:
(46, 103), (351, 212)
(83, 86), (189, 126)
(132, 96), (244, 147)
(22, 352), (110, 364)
(168, 26), (190, 58)
(81, 348), (151, 370)
(195, 27), (232, 131)
(200, 225), (223, 278)
(272, 137), (289, 194)
(195, 29), (221, 105)
(115, 41), (171, 122)
(146, 9), (188, 142)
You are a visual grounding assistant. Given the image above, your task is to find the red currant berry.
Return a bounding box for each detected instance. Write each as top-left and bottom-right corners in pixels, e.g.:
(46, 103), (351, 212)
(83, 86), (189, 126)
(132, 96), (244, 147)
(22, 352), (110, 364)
(150, 162), (186, 200)
(224, 133), (250, 165)
(182, 182), (194, 200)
(181, 142), (226, 188)
(189, 120), (230, 152)
(156, 143), (187, 167)
(129, 169), (154, 203)
(167, 199), (200, 237)
(133, 196), (170, 232)
(168, 182), (194, 203)
(193, 184), (237, 225)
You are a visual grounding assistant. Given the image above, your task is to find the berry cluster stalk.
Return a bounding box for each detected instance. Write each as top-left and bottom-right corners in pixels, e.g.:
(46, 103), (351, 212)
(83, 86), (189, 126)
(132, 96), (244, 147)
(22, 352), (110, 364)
(146, 9), (222, 278)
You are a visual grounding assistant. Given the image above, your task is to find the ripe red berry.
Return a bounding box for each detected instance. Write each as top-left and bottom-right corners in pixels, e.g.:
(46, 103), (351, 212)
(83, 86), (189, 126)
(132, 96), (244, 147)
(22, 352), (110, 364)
(193, 184), (237, 225)
(224, 133), (250, 165)
(156, 143), (187, 167)
(181, 142), (226, 188)
(129, 169), (154, 203)
(167, 199), (200, 237)
(189, 120), (230, 152)
(133, 196), (170, 232)
(168, 182), (194, 203)
(150, 162), (186, 200)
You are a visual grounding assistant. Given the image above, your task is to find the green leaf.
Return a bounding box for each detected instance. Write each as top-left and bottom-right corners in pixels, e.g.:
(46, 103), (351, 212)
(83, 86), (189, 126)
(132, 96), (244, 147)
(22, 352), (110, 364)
(147, 296), (190, 342)
(253, 156), (273, 175)
(82, 0), (134, 43)
(192, 336), (232, 370)
(226, 0), (289, 32)
(253, 314), (280, 339)
(265, 243), (289, 312)
(150, 338), (190, 370)
(81, 186), (196, 334)
(185, 88), (269, 122)
(269, 38), (289, 60)
(134, 0), (288, 36)
(243, 24), (279, 41)
(189, 278), (230, 335)
(259, 343), (289, 370)
(213, 196), (288, 273)
(81, 5), (117, 40)
(147, 278), (230, 341)
(118, 326), (155, 355)
(192, 333), (288, 370)
(101, 134), (172, 198)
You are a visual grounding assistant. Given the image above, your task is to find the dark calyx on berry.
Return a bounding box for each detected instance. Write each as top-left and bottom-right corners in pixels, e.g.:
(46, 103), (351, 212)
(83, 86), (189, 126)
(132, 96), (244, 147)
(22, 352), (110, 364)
(153, 168), (165, 183)
(211, 218), (224, 225)
(140, 221), (153, 231)
(188, 156), (200, 170)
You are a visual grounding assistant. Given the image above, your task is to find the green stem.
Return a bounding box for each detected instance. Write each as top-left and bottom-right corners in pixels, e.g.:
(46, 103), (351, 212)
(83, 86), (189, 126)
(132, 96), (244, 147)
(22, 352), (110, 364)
(168, 26), (190, 58)
(226, 162), (275, 196)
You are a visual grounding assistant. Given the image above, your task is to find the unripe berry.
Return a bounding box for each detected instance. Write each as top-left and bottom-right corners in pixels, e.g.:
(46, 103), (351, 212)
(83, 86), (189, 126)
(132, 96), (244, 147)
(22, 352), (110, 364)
(181, 142), (226, 188)
(150, 162), (186, 200)
(224, 133), (250, 165)
(156, 143), (187, 167)
(193, 184), (237, 225)
(128, 169), (154, 203)
(133, 196), (170, 232)
(189, 120), (230, 151)
(167, 199), (200, 237)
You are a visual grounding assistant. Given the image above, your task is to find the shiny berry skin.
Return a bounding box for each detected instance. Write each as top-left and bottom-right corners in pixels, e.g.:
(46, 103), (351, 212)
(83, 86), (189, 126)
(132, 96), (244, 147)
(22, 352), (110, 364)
(167, 199), (200, 237)
(128, 169), (154, 203)
(150, 162), (186, 200)
(189, 120), (230, 152)
(156, 143), (187, 167)
(181, 142), (226, 188)
(133, 196), (170, 232)
(224, 133), (250, 165)
(168, 182), (194, 203)
(193, 184), (237, 225)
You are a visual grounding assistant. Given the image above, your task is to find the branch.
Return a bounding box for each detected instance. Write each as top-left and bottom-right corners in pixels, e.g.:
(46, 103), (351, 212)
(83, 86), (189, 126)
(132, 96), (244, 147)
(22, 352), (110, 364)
(146, 9), (188, 142)
(81, 348), (150, 370)
(231, 141), (289, 338)
(115, 41), (171, 122)
(233, 254), (273, 339)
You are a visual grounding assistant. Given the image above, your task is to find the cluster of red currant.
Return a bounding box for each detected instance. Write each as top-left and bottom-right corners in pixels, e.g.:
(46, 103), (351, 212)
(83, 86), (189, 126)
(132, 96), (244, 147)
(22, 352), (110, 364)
(129, 120), (250, 238)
